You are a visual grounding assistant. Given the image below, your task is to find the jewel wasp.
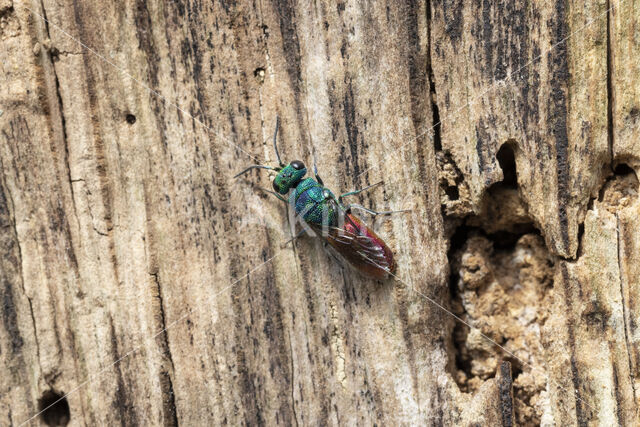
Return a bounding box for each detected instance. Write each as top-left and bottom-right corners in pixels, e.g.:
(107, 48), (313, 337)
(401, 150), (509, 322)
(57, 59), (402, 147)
(235, 117), (408, 279)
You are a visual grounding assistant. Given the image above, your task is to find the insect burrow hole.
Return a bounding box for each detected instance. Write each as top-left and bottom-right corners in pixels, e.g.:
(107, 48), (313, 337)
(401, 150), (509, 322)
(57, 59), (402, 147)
(496, 142), (517, 188)
(38, 389), (70, 426)
(125, 113), (137, 125)
(596, 162), (639, 210)
(443, 139), (555, 425)
(445, 185), (459, 201)
(254, 67), (266, 83)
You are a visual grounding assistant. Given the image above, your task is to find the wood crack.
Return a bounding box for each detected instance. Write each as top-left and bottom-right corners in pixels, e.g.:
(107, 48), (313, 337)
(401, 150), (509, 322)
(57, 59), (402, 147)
(606, 0), (614, 168)
(287, 329), (299, 427)
(150, 272), (179, 426)
(38, 0), (80, 227)
(27, 297), (45, 382)
(615, 215), (637, 403)
(426, 0), (442, 153)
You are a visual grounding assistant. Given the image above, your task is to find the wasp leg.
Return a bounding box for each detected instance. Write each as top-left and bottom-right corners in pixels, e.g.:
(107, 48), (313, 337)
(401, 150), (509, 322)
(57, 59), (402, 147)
(345, 203), (411, 216)
(257, 187), (288, 203)
(313, 159), (324, 186)
(281, 227), (308, 248)
(272, 116), (285, 167)
(338, 181), (383, 203)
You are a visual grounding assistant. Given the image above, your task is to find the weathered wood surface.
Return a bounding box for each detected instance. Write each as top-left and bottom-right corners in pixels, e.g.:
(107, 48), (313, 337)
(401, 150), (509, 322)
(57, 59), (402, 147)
(0, 0), (638, 425)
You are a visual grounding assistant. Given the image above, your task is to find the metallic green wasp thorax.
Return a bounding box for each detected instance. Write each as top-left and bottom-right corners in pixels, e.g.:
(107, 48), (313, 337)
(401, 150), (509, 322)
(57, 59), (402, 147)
(293, 178), (339, 226)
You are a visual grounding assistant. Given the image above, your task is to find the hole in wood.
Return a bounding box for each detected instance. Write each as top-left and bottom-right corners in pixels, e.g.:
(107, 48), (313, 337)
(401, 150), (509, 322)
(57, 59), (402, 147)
(445, 156), (552, 425)
(437, 151), (472, 216)
(125, 114), (137, 124)
(38, 390), (70, 426)
(614, 162), (637, 178)
(496, 143), (517, 188)
(254, 67), (266, 83)
(598, 162), (638, 211)
(445, 185), (459, 200)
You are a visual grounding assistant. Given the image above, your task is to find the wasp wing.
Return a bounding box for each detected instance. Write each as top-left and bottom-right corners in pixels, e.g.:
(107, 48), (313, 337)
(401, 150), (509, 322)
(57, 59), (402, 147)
(313, 206), (396, 279)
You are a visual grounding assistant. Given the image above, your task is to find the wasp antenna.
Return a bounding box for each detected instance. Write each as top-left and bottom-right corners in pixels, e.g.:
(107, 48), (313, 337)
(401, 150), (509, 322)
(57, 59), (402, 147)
(313, 158), (324, 185)
(234, 165), (279, 179)
(273, 116), (284, 167)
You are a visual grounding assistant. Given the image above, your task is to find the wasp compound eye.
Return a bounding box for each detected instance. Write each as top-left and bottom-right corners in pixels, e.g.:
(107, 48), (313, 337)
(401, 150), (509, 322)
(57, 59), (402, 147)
(290, 160), (305, 170)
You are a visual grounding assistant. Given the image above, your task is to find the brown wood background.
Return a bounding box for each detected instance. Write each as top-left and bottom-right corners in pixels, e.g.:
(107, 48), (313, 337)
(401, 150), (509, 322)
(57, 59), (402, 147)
(1, 0), (638, 425)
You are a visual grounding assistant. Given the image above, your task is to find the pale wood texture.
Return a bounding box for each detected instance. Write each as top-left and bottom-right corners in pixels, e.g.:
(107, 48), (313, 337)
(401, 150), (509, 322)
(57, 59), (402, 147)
(0, 0), (638, 425)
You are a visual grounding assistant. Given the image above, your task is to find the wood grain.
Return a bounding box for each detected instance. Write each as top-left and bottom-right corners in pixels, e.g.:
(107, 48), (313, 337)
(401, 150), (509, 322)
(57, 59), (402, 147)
(0, 0), (638, 425)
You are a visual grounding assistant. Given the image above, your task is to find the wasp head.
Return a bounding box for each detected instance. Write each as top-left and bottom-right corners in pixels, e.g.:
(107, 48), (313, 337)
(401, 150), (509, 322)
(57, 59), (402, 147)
(273, 160), (307, 194)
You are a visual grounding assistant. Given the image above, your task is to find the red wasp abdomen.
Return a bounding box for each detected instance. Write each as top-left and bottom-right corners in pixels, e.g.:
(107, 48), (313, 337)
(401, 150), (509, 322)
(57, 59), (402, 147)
(324, 213), (396, 280)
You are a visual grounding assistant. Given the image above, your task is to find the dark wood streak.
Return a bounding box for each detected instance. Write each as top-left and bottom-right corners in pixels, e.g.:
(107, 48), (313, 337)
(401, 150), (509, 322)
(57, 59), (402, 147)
(440, 0), (464, 43)
(548, 0), (571, 255)
(609, 341), (624, 426)
(0, 164), (24, 356)
(498, 361), (514, 427)
(108, 316), (138, 427)
(0, 279), (23, 355)
(0, 168), (34, 416)
(475, 0), (532, 177)
(134, 0), (161, 89)
(70, 0), (115, 235)
(300, 244), (332, 426)
(232, 247), (295, 425)
(560, 263), (589, 426)
(232, 272), (266, 426)
(342, 79), (362, 184)
(481, 0), (494, 79)
(407, 0), (433, 206)
(273, 0), (307, 135)
(475, 119), (489, 175)
(262, 271), (296, 425)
